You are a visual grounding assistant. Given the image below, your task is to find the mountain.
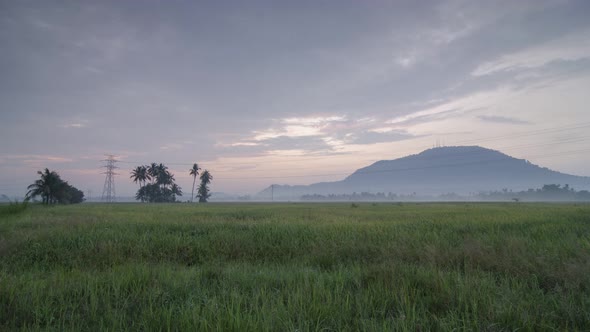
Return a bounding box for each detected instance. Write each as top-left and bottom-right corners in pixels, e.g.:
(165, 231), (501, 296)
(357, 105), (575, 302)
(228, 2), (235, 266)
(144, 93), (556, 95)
(257, 146), (590, 199)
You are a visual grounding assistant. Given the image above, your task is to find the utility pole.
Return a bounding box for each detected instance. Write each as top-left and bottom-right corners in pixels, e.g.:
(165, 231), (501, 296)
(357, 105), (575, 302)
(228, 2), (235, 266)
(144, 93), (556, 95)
(101, 155), (118, 203)
(271, 184), (274, 202)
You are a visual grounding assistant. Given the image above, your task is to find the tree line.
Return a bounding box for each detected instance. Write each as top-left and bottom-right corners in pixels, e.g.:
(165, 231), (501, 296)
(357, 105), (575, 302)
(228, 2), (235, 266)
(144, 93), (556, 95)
(130, 163), (212, 203)
(300, 184), (590, 202)
(23, 162), (213, 205)
(476, 184), (590, 201)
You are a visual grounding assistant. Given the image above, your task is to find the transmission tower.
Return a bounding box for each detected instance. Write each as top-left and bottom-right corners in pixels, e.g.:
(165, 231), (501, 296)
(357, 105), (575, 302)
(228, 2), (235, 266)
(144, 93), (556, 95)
(101, 155), (118, 203)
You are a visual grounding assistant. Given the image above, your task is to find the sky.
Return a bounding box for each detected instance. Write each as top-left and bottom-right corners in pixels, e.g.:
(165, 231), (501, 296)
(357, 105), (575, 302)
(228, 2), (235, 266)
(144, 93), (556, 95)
(1, 0), (590, 198)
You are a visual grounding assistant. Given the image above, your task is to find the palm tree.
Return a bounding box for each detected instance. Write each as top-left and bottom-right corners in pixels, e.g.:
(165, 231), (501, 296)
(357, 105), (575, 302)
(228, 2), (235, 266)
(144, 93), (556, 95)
(26, 168), (62, 204)
(189, 163), (200, 203)
(133, 162), (182, 203)
(141, 165), (151, 187)
(148, 163), (158, 184)
(27, 178), (47, 204)
(130, 166), (149, 201)
(171, 183), (182, 199)
(200, 170), (212, 186)
(155, 163), (170, 186)
(130, 166), (145, 189)
(197, 170), (213, 203)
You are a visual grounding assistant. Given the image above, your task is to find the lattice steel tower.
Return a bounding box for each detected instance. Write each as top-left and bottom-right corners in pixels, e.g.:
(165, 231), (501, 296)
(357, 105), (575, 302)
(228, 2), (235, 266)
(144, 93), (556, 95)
(101, 155), (118, 202)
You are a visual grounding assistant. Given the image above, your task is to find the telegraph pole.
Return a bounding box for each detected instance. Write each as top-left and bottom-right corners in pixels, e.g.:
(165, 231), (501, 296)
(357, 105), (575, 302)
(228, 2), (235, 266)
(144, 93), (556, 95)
(101, 155), (118, 203)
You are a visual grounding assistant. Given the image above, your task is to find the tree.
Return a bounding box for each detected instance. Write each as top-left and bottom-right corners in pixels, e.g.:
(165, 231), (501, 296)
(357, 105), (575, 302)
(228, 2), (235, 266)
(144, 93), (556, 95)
(189, 163), (200, 203)
(197, 170), (213, 203)
(26, 168), (84, 204)
(155, 165), (172, 186)
(64, 184), (85, 204)
(26, 168), (61, 204)
(147, 163), (158, 184)
(133, 163), (182, 203)
(130, 165), (150, 202)
(171, 183), (183, 200)
(130, 166), (149, 189)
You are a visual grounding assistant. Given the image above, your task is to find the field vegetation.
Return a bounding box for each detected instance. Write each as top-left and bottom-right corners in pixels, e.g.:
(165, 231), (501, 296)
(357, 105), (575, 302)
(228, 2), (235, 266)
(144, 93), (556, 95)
(1, 203), (589, 330)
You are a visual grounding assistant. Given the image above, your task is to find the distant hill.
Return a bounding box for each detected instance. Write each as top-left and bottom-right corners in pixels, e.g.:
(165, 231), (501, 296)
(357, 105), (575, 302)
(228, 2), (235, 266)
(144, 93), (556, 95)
(257, 146), (590, 199)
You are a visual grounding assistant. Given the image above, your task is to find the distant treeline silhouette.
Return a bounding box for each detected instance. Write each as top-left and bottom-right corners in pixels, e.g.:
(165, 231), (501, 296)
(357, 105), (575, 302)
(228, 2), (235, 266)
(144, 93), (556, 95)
(301, 192), (417, 201)
(477, 184), (590, 201)
(300, 184), (590, 202)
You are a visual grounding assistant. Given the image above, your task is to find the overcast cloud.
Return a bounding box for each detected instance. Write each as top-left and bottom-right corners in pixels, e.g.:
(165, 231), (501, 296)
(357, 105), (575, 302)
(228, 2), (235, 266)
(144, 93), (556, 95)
(1, 0), (590, 196)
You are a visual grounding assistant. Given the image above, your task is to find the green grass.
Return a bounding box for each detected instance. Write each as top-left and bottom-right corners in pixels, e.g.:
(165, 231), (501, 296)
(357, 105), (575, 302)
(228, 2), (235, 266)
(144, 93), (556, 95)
(1, 203), (589, 331)
(0, 200), (29, 217)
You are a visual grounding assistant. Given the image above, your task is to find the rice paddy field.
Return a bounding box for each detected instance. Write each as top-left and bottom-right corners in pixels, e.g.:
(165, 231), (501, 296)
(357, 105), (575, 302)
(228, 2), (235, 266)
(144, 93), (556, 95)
(1, 202), (589, 331)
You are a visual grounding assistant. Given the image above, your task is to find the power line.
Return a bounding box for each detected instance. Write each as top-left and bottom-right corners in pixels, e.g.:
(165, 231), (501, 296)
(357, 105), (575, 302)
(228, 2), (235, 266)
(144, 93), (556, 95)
(453, 122), (590, 145)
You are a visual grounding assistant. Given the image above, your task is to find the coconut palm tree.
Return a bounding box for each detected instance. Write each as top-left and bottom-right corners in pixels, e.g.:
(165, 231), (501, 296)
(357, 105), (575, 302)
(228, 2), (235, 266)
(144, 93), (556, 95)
(133, 163), (182, 203)
(171, 183), (182, 199)
(130, 166), (146, 189)
(148, 163), (158, 184)
(155, 163), (170, 186)
(130, 165), (150, 201)
(26, 168), (62, 204)
(200, 170), (212, 186)
(141, 165), (151, 187)
(189, 163), (200, 203)
(26, 177), (48, 204)
(197, 170), (213, 203)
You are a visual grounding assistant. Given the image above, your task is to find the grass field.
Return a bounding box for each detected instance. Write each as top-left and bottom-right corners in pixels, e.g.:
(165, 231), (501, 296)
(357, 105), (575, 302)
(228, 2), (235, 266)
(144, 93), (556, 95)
(1, 202), (589, 331)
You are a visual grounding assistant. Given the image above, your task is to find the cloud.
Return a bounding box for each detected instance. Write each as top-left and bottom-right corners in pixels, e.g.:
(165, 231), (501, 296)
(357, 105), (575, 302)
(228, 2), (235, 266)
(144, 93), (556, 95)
(0, 154), (74, 168)
(392, 21), (476, 69)
(219, 135), (334, 156)
(260, 135), (333, 152)
(61, 123), (87, 128)
(282, 116), (345, 126)
(227, 115), (424, 155)
(389, 0), (561, 70)
(345, 130), (420, 145)
(238, 135), (333, 152)
(384, 105), (489, 130)
(253, 126), (320, 140)
(395, 55), (417, 69)
(379, 74), (576, 132)
(472, 29), (590, 76)
(228, 142), (261, 147)
(477, 115), (531, 125)
(159, 143), (184, 151)
(251, 116), (347, 141)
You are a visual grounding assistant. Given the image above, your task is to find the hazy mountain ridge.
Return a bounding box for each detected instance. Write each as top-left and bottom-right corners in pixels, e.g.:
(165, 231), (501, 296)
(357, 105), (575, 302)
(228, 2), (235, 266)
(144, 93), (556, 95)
(257, 146), (590, 199)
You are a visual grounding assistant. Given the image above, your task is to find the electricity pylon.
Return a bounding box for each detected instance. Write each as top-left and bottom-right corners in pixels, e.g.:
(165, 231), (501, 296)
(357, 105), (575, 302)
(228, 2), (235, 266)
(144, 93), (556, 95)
(101, 155), (118, 203)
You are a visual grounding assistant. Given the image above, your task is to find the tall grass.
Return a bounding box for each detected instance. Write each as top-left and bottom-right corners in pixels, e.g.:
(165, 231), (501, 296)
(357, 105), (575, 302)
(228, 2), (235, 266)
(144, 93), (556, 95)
(1, 203), (589, 330)
(0, 199), (29, 217)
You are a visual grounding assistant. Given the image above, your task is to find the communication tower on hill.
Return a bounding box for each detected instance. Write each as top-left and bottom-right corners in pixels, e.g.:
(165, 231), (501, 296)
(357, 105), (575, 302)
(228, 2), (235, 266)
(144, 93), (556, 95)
(101, 155), (118, 203)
